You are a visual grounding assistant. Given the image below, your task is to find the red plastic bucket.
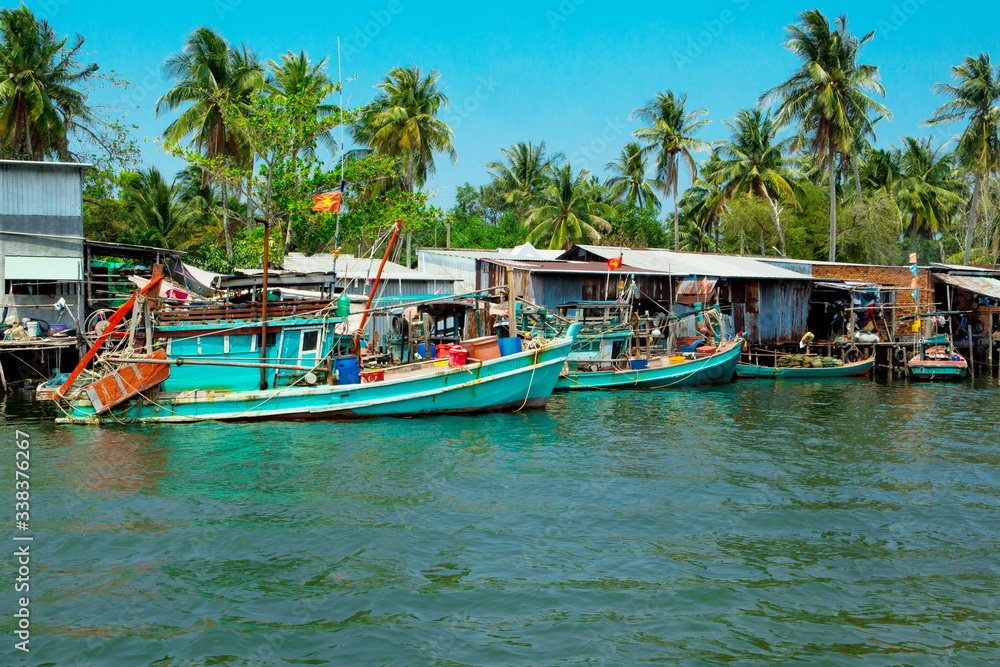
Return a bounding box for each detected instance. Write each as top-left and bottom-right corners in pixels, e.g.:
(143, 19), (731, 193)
(449, 348), (468, 366)
(435, 344), (454, 358)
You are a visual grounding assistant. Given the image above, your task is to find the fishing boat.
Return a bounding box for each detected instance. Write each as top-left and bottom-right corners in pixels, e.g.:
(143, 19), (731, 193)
(52, 221), (580, 423)
(907, 334), (968, 381)
(555, 337), (744, 390)
(736, 356), (875, 379)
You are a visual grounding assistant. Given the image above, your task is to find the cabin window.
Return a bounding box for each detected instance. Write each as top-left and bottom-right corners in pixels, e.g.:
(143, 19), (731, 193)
(253, 332), (278, 349)
(301, 330), (319, 353)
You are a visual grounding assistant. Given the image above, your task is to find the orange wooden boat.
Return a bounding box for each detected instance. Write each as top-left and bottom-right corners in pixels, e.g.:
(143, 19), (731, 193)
(83, 349), (171, 414)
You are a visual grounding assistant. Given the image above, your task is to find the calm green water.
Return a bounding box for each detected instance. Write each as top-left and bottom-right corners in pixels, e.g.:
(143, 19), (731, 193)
(3, 377), (1000, 666)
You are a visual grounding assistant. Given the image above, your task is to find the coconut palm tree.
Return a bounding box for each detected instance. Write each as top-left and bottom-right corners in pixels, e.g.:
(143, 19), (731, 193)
(604, 141), (663, 211)
(156, 28), (264, 255)
(928, 53), (1000, 265)
(632, 90), (710, 251)
(761, 10), (889, 262)
(121, 167), (197, 249)
(0, 5), (97, 160)
(891, 137), (964, 259)
(524, 164), (613, 250)
(486, 141), (561, 216)
(353, 65), (456, 193)
(711, 108), (802, 256)
(267, 50), (339, 157)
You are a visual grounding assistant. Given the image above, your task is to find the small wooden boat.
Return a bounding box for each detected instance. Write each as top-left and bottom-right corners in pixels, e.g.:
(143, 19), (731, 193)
(736, 356), (875, 379)
(555, 338), (744, 390)
(907, 335), (968, 381)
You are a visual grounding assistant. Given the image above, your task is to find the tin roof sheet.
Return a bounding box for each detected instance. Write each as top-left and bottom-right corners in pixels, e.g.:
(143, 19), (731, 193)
(568, 246), (811, 280)
(935, 274), (1000, 300)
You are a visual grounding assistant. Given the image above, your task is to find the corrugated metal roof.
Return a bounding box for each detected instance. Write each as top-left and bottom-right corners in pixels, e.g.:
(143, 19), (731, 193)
(935, 274), (1000, 299)
(418, 246), (565, 261)
(284, 253), (456, 282)
(930, 262), (1000, 275)
(569, 246), (812, 280)
(485, 259), (666, 275)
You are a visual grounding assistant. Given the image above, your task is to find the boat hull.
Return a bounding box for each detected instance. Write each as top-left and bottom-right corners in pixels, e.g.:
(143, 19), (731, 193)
(555, 339), (743, 391)
(907, 359), (968, 382)
(57, 336), (574, 424)
(736, 356), (875, 379)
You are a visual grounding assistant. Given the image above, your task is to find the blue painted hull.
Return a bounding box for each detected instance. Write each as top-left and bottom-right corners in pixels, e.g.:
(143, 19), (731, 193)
(555, 339), (743, 391)
(58, 336), (575, 424)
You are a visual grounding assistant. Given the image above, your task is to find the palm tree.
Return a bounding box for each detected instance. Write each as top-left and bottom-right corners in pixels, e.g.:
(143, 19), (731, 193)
(632, 90), (710, 251)
(761, 10), (889, 262)
(604, 141), (663, 211)
(524, 164), (613, 250)
(928, 53), (1000, 265)
(891, 137), (964, 259)
(486, 141), (561, 216)
(122, 167), (197, 249)
(267, 50), (340, 250)
(353, 65), (456, 193)
(0, 5), (97, 160)
(267, 50), (339, 157)
(156, 27), (264, 255)
(711, 108), (802, 256)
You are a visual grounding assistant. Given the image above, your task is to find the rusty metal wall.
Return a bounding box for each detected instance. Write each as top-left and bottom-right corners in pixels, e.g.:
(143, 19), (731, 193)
(726, 279), (808, 345)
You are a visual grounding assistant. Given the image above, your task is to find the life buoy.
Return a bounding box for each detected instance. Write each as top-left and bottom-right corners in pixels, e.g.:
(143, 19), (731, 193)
(893, 346), (907, 365)
(844, 346), (860, 364)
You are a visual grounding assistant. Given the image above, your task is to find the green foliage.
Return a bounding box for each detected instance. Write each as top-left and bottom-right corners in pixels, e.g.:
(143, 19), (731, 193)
(352, 65), (456, 192)
(603, 203), (667, 248)
(0, 4), (98, 160)
(524, 164), (613, 250)
(184, 226), (280, 274)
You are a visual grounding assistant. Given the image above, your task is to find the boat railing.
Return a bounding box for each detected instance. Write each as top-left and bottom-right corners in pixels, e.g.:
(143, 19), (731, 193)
(158, 299), (335, 324)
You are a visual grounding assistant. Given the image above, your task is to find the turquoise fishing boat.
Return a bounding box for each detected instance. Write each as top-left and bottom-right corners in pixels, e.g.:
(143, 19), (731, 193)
(907, 335), (968, 381)
(52, 247), (581, 423)
(736, 356), (875, 379)
(555, 338), (744, 390)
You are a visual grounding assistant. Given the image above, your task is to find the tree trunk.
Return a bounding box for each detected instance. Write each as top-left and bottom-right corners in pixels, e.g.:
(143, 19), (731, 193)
(965, 172), (982, 265)
(245, 156), (254, 232)
(911, 215), (919, 260)
(222, 180), (232, 256)
(852, 149), (863, 203)
(762, 187), (786, 256)
(673, 175), (680, 252)
(827, 136), (837, 262)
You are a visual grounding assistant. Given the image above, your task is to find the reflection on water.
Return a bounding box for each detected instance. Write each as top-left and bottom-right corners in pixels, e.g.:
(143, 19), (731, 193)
(2, 378), (999, 664)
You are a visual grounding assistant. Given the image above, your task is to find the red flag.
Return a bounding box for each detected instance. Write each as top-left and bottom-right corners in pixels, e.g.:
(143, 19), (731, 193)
(312, 191), (341, 212)
(607, 255), (623, 270)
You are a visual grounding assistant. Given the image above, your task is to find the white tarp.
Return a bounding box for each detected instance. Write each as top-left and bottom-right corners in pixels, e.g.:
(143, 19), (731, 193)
(4, 256), (82, 280)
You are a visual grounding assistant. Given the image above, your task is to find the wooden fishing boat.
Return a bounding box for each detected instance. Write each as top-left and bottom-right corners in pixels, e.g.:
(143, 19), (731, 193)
(907, 335), (968, 381)
(736, 356), (875, 379)
(555, 337), (743, 390)
(56, 329), (579, 424)
(53, 220), (580, 423)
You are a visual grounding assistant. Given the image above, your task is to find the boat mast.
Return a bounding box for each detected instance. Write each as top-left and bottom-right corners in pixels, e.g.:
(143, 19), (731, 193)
(260, 220), (270, 390)
(353, 219), (403, 355)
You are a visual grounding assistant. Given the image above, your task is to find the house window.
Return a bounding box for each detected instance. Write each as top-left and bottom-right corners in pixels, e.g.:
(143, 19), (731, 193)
(4, 280), (77, 296)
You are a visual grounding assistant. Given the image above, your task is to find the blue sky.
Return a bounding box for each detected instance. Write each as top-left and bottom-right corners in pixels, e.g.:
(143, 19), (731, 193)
(23, 0), (1000, 210)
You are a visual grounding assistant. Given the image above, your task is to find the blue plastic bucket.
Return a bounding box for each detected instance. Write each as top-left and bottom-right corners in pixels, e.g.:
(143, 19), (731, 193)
(335, 355), (361, 385)
(497, 337), (522, 356)
(416, 342), (436, 360)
